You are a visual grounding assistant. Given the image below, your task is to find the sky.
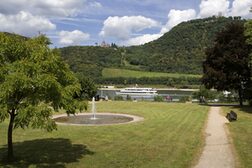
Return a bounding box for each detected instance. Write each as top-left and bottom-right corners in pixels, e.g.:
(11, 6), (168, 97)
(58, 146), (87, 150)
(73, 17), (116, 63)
(0, 0), (251, 47)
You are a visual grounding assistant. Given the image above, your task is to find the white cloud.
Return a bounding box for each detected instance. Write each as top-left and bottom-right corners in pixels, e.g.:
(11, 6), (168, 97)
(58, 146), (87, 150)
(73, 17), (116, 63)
(161, 9), (196, 34)
(59, 30), (90, 45)
(30, 0), (86, 17)
(0, 0), (101, 17)
(230, 0), (252, 17)
(199, 0), (230, 18)
(100, 16), (160, 40)
(88, 1), (102, 8)
(0, 0), (27, 14)
(111, 10), (196, 46)
(0, 11), (56, 36)
(126, 34), (162, 46)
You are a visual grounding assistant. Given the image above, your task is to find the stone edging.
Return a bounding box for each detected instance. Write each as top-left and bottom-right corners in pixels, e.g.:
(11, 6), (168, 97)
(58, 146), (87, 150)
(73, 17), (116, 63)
(52, 113), (144, 126)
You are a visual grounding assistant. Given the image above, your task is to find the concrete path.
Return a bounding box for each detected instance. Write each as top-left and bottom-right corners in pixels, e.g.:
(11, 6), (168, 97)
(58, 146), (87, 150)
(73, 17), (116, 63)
(194, 107), (235, 168)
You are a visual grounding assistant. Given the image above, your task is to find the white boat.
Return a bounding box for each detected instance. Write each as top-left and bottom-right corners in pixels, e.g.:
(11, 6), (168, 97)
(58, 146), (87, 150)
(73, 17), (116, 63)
(116, 87), (158, 98)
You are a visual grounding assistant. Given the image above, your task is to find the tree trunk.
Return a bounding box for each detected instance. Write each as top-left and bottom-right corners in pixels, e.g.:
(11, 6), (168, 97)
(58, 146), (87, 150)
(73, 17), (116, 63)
(7, 109), (15, 161)
(238, 88), (243, 106)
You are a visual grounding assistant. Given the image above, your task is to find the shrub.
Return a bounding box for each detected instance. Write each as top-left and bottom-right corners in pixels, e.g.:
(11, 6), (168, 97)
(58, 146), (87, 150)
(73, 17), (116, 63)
(179, 96), (190, 103)
(126, 95), (132, 101)
(114, 95), (124, 101)
(95, 76), (201, 86)
(154, 96), (164, 102)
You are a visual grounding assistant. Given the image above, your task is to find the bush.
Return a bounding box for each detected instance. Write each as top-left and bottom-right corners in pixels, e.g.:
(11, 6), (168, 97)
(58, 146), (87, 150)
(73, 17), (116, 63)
(192, 86), (218, 102)
(114, 95), (123, 101)
(95, 76), (201, 86)
(154, 96), (164, 102)
(248, 99), (252, 106)
(179, 96), (190, 103)
(126, 95), (132, 101)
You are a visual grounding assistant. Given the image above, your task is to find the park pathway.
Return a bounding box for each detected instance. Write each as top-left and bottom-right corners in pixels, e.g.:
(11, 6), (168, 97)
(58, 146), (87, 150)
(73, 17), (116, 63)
(194, 107), (235, 168)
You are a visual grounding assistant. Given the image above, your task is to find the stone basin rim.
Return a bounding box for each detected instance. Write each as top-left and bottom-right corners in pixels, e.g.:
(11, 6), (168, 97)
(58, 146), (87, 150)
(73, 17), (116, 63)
(52, 112), (144, 126)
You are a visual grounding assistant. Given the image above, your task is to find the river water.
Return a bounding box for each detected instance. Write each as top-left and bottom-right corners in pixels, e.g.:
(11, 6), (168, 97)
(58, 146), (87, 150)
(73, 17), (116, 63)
(97, 89), (196, 101)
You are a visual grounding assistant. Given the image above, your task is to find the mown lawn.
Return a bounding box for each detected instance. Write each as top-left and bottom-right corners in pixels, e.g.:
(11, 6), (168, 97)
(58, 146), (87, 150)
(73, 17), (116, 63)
(222, 106), (252, 168)
(0, 102), (208, 168)
(102, 68), (201, 78)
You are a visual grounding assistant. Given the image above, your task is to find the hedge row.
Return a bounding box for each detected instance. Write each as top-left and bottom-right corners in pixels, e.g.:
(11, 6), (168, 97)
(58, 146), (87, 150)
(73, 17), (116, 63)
(94, 76), (201, 86)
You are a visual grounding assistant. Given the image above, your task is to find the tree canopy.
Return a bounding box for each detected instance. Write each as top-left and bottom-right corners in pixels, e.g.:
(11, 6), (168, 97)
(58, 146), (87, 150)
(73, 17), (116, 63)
(0, 33), (84, 160)
(243, 9), (252, 103)
(202, 21), (251, 106)
(75, 74), (97, 100)
(245, 16), (252, 45)
(60, 46), (122, 78)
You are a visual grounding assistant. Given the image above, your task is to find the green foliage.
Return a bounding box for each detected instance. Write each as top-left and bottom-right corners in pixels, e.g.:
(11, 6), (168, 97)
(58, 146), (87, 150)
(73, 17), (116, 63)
(76, 74), (97, 101)
(0, 33), (85, 159)
(244, 14), (252, 105)
(245, 19), (252, 45)
(154, 96), (164, 102)
(114, 95), (123, 101)
(193, 86), (218, 101)
(59, 17), (239, 82)
(202, 20), (251, 106)
(179, 96), (190, 103)
(95, 76), (201, 86)
(217, 92), (238, 103)
(60, 46), (122, 78)
(248, 99), (252, 106)
(0, 33), (84, 123)
(125, 16), (238, 74)
(126, 95), (132, 101)
(102, 68), (201, 78)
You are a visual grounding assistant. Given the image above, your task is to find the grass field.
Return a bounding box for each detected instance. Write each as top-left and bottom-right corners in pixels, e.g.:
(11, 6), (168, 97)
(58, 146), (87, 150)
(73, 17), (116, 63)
(0, 102), (208, 168)
(102, 68), (202, 78)
(222, 106), (252, 168)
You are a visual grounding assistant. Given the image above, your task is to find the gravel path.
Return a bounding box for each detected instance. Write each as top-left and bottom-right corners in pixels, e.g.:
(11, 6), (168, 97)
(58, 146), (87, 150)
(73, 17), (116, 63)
(194, 107), (235, 168)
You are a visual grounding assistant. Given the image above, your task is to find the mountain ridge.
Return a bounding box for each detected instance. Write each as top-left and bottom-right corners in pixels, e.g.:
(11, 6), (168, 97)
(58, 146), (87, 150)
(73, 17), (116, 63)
(2, 16), (243, 79)
(125, 16), (244, 74)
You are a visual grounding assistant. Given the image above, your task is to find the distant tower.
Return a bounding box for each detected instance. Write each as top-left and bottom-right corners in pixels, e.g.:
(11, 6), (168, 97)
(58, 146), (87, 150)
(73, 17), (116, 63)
(100, 40), (110, 48)
(101, 40), (106, 47)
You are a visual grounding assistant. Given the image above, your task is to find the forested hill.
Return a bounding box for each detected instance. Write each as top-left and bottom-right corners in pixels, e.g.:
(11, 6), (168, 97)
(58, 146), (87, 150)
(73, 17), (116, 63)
(125, 16), (243, 74)
(60, 46), (122, 77)
(59, 16), (243, 78)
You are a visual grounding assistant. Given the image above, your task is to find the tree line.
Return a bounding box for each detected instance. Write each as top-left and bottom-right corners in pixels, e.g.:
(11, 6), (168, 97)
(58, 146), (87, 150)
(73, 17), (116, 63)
(95, 76), (201, 87)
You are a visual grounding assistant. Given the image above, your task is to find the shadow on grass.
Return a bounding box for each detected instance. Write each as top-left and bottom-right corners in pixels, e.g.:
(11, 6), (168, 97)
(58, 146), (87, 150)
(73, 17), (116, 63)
(199, 103), (252, 114)
(0, 138), (94, 168)
(205, 103), (240, 107)
(232, 106), (252, 114)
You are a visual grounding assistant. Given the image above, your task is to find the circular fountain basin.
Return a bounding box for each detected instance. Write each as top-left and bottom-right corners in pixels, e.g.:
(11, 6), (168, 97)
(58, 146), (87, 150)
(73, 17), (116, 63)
(53, 113), (144, 126)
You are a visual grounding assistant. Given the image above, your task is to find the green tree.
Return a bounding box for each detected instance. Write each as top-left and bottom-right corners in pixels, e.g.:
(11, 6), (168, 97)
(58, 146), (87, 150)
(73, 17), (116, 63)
(202, 21), (251, 106)
(245, 6), (252, 45)
(245, 20), (252, 45)
(76, 74), (97, 100)
(244, 7), (252, 104)
(192, 86), (218, 102)
(0, 33), (84, 160)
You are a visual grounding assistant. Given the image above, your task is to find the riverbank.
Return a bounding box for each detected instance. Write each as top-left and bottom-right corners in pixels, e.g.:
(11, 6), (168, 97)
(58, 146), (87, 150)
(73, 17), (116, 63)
(97, 87), (196, 102)
(99, 87), (198, 92)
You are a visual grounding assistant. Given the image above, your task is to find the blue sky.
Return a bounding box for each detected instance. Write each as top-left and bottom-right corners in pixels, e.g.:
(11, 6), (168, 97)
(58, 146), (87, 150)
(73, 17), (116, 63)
(0, 0), (251, 47)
